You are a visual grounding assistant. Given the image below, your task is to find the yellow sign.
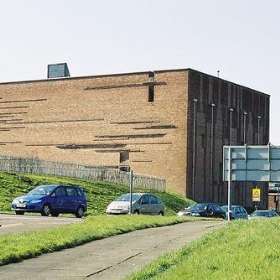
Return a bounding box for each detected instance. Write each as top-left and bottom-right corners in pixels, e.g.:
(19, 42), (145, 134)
(252, 188), (261, 202)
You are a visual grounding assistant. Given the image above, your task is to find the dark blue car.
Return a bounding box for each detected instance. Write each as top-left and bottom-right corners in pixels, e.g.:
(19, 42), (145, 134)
(11, 184), (87, 218)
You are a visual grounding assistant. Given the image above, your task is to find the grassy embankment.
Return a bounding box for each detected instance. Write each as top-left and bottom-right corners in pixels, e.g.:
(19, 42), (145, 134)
(127, 218), (280, 280)
(3, 171), (279, 280)
(0, 171), (192, 216)
(0, 171), (195, 266)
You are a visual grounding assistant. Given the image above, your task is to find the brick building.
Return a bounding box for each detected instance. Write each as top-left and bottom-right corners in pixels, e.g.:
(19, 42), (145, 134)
(0, 67), (270, 207)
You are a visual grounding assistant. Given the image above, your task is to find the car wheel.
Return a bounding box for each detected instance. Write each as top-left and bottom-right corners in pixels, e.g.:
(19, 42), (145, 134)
(15, 211), (24, 215)
(41, 203), (51, 216)
(158, 211), (164, 216)
(133, 210), (140, 215)
(75, 206), (84, 218)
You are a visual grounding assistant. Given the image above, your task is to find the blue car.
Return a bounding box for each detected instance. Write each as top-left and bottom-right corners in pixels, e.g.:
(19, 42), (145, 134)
(11, 184), (87, 218)
(221, 205), (248, 220)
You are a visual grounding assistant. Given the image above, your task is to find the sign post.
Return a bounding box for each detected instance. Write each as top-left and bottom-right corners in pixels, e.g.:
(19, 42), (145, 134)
(227, 147), (232, 221)
(252, 187), (261, 210)
(129, 170), (133, 214)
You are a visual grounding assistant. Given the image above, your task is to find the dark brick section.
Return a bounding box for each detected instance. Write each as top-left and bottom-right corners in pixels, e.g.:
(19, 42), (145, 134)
(187, 69), (269, 208)
(0, 69), (270, 208)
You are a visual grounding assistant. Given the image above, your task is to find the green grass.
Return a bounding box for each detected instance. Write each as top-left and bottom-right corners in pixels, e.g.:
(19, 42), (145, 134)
(0, 170), (196, 266)
(0, 215), (197, 266)
(2, 171), (280, 280)
(127, 218), (280, 280)
(2, 170), (279, 280)
(0, 171), (193, 216)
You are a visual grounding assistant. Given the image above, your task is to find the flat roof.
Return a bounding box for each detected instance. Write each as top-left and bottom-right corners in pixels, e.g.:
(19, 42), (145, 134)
(0, 68), (269, 97)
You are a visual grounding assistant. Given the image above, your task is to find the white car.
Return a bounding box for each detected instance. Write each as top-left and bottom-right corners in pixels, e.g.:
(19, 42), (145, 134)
(106, 193), (164, 215)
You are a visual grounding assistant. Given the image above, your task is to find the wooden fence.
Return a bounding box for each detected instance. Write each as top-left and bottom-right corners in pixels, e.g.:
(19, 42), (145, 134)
(0, 155), (166, 192)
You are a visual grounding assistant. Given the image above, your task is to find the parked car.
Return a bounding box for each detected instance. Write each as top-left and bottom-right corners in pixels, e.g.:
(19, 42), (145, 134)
(221, 205), (248, 220)
(248, 209), (279, 219)
(11, 184), (87, 218)
(106, 193), (165, 215)
(177, 202), (225, 219)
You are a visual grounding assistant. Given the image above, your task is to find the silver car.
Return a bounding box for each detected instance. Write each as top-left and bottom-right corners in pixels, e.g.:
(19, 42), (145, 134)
(106, 193), (165, 215)
(221, 205), (248, 220)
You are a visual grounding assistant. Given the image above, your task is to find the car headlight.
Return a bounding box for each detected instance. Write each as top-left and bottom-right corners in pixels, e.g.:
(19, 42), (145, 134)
(30, 200), (41, 204)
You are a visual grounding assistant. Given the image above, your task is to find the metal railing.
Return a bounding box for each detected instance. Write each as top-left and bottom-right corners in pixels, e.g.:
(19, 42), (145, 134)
(0, 155), (166, 192)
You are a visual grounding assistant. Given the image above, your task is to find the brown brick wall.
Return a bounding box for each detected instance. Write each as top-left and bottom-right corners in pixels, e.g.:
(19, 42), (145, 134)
(0, 69), (270, 205)
(0, 70), (189, 195)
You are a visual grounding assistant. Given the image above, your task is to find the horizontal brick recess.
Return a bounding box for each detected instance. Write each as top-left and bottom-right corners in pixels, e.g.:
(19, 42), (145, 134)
(0, 69), (270, 206)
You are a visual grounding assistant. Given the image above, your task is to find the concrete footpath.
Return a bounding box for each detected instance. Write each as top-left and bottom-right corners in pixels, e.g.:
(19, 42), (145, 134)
(0, 220), (226, 280)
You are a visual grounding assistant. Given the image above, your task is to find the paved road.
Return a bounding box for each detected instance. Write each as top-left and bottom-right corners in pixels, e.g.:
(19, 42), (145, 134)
(0, 218), (226, 280)
(0, 214), (83, 235)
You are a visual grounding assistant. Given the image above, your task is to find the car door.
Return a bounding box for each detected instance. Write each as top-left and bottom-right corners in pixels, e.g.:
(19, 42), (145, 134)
(240, 207), (248, 219)
(207, 204), (214, 217)
(139, 194), (150, 214)
(235, 206), (242, 219)
(64, 186), (79, 212)
(52, 186), (67, 211)
(211, 204), (223, 218)
(149, 195), (161, 214)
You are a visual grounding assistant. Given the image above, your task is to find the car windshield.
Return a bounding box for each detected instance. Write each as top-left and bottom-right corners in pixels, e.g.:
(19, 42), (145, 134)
(115, 194), (141, 202)
(185, 204), (196, 210)
(27, 185), (57, 196)
(187, 203), (208, 211)
(251, 211), (270, 217)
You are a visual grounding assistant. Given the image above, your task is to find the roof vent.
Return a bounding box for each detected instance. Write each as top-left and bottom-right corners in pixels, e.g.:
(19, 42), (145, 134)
(47, 63), (70, 78)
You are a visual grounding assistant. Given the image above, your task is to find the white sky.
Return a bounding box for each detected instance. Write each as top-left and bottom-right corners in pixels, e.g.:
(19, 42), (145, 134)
(0, 0), (279, 143)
